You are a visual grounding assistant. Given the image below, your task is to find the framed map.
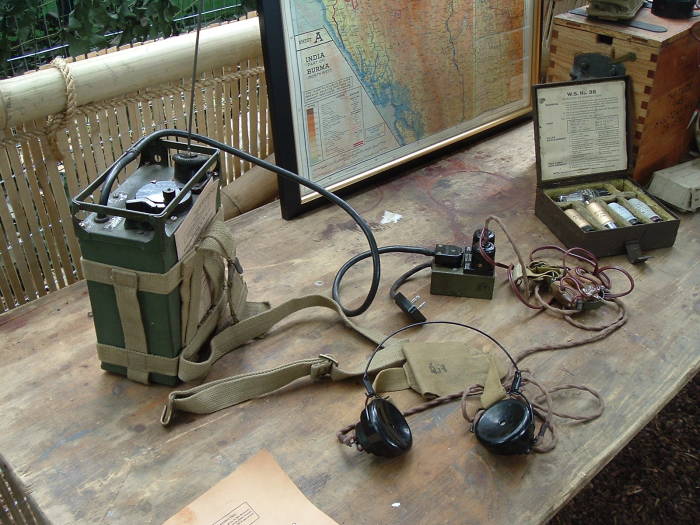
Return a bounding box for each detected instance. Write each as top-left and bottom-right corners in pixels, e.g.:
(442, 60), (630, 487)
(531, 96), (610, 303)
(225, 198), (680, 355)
(259, 1), (542, 218)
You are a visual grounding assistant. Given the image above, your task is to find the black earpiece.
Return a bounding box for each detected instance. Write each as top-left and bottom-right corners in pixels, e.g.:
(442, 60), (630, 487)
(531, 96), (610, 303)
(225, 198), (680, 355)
(355, 397), (412, 457)
(355, 321), (534, 457)
(474, 396), (535, 455)
(473, 370), (535, 455)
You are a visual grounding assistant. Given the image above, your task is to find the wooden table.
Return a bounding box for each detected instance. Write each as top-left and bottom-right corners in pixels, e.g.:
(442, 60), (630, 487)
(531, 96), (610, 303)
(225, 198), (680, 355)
(1, 123), (698, 524)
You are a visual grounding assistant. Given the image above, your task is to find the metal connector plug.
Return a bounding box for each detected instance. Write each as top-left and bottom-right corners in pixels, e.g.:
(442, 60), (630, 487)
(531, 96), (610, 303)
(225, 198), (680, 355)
(393, 292), (427, 322)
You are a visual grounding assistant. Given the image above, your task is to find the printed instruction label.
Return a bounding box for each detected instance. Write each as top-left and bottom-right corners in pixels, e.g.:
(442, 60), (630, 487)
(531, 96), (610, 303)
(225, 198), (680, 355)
(536, 79), (627, 181)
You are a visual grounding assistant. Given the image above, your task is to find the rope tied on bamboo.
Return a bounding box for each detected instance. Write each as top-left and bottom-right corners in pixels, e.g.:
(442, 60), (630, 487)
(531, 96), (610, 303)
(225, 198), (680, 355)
(45, 57), (77, 161)
(0, 65), (265, 151)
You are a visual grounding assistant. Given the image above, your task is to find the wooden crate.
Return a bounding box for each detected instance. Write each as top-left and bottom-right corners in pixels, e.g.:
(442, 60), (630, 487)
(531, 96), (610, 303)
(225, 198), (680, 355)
(546, 8), (700, 183)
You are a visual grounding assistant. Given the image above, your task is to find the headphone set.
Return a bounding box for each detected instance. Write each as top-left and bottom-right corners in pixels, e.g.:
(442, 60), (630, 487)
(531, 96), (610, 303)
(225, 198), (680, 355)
(352, 321), (536, 457)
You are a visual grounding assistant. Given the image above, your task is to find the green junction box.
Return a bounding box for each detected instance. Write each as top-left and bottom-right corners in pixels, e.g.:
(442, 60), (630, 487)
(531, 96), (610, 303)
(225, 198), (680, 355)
(430, 263), (495, 300)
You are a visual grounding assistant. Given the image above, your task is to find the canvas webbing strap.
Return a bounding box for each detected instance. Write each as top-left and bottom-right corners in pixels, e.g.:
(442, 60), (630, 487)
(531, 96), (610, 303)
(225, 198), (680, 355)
(86, 215), (387, 399)
(177, 294), (385, 382)
(110, 268), (149, 383)
(161, 342), (405, 425)
(83, 216), (398, 421)
(97, 344), (179, 376)
(84, 214), (265, 384)
(81, 256), (184, 295)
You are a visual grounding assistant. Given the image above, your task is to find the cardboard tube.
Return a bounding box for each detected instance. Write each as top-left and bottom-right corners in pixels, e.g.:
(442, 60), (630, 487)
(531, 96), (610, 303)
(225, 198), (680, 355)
(565, 208), (595, 232)
(586, 201), (617, 230)
(0, 18), (262, 128)
(221, 155), (278, 219)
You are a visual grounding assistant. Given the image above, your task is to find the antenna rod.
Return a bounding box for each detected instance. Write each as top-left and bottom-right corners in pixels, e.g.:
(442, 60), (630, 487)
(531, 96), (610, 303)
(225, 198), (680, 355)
(186, 0), (205, 152)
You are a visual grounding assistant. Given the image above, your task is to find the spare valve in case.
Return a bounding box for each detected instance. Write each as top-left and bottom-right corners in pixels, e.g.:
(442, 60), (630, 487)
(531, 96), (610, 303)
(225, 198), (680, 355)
(71, 138), (220, 385)
(430, 229), (496, 299)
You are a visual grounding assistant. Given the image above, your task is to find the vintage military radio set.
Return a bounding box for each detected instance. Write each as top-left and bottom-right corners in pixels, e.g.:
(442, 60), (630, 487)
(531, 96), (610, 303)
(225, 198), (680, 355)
(64, 4), (643, 464)
(72, 139), (221, 385)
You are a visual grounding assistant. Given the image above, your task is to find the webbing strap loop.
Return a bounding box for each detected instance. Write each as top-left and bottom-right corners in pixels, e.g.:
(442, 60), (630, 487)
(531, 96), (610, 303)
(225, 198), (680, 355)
(97, 344), (179, 376)
(85, 214), (258, 384)
(81, 256), (183, 295)
(83, 214), (395, 422)
(110, 267), (149, 384)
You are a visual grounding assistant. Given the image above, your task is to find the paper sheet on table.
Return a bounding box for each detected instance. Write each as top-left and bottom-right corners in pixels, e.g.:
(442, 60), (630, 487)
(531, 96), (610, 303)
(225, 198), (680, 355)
(164, 449), (338, 525)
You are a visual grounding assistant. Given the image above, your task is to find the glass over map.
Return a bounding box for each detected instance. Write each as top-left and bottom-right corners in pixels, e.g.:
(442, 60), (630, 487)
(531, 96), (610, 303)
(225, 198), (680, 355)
(280, 1), (535, 197)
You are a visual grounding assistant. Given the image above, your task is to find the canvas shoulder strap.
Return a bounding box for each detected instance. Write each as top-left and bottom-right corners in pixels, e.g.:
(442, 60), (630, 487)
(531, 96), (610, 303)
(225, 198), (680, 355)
(161, 337), (406, 425)
(82, 213), (403, 425)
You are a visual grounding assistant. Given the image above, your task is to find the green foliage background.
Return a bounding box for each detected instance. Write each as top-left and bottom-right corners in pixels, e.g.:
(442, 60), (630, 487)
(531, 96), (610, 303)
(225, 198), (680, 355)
(66, 0), (181, 55)
(0, 0), (254, 78)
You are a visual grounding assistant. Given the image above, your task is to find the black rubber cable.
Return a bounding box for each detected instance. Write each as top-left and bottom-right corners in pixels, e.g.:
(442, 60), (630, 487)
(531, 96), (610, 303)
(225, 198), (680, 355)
(388, 261), (432, 299)
(331, 246), (434, 312)
(97, 129), (380, 317)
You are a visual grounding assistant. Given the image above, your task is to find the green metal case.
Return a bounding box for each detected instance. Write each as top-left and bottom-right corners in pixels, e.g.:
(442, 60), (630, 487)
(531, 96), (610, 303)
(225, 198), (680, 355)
(430, 264), (495, 300)
(72, 139), (220, 385)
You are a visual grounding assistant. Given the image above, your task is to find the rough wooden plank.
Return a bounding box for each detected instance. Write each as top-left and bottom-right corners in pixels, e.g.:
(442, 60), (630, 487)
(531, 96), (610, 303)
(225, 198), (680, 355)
(0, 256), (14, 311)
(127, 100), (143, 142)
(0, 143), (47, 297)
(65, 122), (90, 191)
(7, 138), (64, 291)
(141, 99), (157, 139)
(37, 137), (82, 283)
(84, 110), (108, 176)
(249, 57), (260, 163)
(194, 82), (208, 139)
(202, 74), (218, 158)
(224, 70), (238, 182)
(96, 108), (117, 168)
(74, 114), (100, 184)
(22, 137), (67, 288)
(114, 106), (131, 159)
(152, 95), (168, 132)
(0, 123), (697, 524)
(214, 67), (229, 181)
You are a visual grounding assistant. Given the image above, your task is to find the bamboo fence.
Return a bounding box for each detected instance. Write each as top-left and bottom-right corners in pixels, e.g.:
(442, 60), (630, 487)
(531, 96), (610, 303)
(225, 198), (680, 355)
(0, 18), (270, 313)
(0, 453), (48, 525)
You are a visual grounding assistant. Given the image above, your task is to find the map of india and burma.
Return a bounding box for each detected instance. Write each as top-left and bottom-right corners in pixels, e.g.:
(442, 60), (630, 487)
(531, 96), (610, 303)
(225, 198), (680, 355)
(288, 0), (531, 185)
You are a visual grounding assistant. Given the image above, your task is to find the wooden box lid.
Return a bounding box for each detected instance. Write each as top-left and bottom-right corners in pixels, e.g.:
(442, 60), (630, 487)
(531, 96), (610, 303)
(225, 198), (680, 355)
(554, 8), (698, 48)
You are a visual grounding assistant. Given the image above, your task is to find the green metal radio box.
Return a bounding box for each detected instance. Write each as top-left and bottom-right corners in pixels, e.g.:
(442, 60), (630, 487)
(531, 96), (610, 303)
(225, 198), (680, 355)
(72, 138), (220, 385)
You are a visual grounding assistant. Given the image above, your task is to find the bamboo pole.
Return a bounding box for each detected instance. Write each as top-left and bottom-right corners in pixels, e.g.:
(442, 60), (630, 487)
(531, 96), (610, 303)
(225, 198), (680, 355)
(0, 19), (262, 128)
(220, 154), (278, 219)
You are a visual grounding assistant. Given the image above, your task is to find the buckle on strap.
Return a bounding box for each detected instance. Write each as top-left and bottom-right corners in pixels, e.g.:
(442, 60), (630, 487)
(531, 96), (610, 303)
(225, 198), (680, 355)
(311, 354), (338, 380)
(231, 257), (243, 274)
